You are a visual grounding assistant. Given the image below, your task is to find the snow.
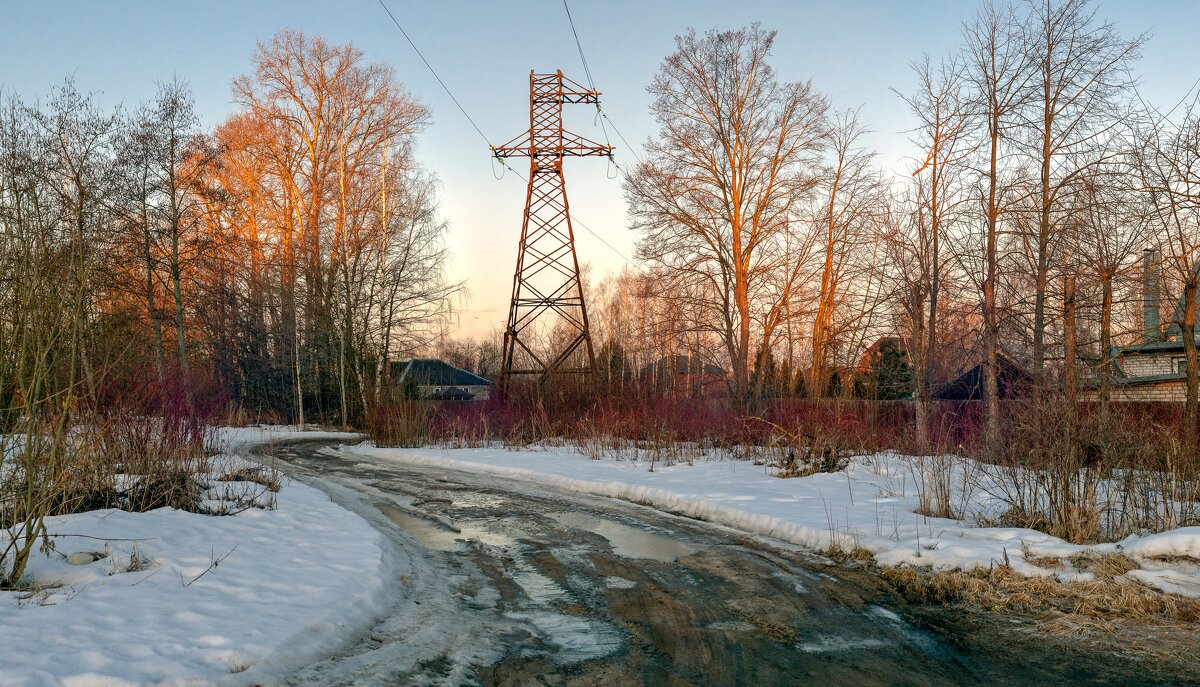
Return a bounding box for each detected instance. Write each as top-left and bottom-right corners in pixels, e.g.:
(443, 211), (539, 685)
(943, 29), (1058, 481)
(1118, 526), (1200, 560)
(0, 426), (388, 687)
(8, 423), (1196, 684)
(343, 443), (1200, 598)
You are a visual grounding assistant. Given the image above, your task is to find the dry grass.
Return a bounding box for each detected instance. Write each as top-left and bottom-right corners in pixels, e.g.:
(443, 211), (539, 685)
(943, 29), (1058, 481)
(882, 559), (1200, 626)
(883, 560), (1200, 666)
(750, 417), (857, 478)
(216, 466), (280, 493)
(825, 544), (875, 564)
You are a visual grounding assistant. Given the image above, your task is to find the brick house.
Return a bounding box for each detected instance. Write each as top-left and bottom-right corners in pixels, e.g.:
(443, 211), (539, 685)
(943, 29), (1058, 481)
(1095, 249), (1197, 402)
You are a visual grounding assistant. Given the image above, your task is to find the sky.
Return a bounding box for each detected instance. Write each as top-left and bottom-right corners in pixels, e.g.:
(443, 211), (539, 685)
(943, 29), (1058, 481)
(2, 1), (1196, 340)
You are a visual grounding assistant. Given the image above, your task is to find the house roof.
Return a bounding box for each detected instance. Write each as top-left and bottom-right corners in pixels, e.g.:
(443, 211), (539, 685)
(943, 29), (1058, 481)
(933, 355), (1031, 400)
(395, 359), (492, 387)
(858, 336), (907, 371)
(1111, 372), (1187, 387)
(1115, 336), (1200, 357)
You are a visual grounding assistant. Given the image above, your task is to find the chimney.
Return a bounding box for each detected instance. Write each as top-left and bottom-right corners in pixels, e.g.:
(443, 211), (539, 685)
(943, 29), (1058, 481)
(1143, 248), (1161, 343)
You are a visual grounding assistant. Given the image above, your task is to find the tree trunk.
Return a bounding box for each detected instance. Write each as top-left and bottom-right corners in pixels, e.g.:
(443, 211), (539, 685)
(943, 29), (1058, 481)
(1183, 279), (1198, 439)
(170, 230), (188, 381)
(1063, 275), (1077, 404)
(141, 194), (164, 384)
(1099, 275), (1113, 405)
(912, 289), (930, 450)
(982, 125), (1001, 447)
(926, 152), (941, 449)
(1032, 43), (1054, 390)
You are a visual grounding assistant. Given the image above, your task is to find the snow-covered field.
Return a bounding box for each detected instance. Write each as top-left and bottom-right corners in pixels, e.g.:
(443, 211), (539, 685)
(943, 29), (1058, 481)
(0, 427), (385, 687)
(345, 443), (1200, 598)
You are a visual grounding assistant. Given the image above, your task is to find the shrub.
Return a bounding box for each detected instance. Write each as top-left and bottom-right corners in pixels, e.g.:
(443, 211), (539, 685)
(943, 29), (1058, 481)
(976, 398), (1200, 543)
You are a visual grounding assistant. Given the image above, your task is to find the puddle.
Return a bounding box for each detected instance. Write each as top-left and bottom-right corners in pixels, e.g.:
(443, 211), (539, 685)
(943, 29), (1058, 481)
(505, 611), (624, 665)
(797, 636), (888, 653)
(513, 570), (568, 604)
(603, 576), (637, 589)
(376, 503), (517, 551)
(550, 512), (703, 562)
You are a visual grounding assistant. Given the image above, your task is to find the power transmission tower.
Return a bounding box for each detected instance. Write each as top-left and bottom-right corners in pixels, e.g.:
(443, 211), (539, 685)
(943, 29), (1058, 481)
(492, 70), (613, 391)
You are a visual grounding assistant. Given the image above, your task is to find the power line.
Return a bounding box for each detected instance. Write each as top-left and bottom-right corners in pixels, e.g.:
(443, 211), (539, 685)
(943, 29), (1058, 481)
(562, 0), (597, 94)
(561, 0), (644, 168)
(597, 110), (644, 167)
(375, 0), (493, 148)
(504, 163), (633, 267)
(562, 0), (611, 152)
(375, 0), (633, 265)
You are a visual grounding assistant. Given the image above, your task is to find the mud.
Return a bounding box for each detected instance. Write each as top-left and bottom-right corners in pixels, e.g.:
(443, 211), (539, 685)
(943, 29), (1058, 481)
(264, 439), (1200, 686)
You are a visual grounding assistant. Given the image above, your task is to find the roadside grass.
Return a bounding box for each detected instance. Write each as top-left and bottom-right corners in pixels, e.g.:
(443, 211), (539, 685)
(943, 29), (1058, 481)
(881, 558), (1200, 636)
(367, 392), (1200, 542)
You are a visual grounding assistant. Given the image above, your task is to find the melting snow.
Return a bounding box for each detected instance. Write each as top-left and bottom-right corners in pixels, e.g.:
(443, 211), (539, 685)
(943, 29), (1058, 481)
(0, 427), (386, 687)
(345, 443), (1200, 598)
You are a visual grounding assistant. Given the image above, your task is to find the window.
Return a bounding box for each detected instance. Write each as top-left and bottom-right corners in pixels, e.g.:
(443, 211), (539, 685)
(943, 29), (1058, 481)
(1175, 359), (1189, 375)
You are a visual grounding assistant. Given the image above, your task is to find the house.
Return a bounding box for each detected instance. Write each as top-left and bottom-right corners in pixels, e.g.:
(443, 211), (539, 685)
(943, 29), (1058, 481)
(933, 353), (1031, 401)
(392, 358), (493, 401)
(1097, 250), (1197, 402)
(639, 353), (726, 397)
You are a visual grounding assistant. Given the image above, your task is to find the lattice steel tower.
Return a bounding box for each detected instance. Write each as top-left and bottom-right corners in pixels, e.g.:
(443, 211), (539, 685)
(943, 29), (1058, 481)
(492, 70), (613, 389)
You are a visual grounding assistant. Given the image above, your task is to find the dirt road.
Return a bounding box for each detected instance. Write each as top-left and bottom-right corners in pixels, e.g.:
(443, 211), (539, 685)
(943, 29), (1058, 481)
(258, 439), (1196, 686)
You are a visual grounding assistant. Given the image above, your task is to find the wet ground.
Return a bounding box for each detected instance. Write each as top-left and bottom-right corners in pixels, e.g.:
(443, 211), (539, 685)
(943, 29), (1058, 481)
(258, 439), (1200, 686)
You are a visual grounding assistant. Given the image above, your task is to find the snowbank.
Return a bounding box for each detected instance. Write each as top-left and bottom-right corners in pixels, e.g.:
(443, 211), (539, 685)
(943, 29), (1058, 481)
(0, 427), (385, 687)
(345, 443), (1200, 598)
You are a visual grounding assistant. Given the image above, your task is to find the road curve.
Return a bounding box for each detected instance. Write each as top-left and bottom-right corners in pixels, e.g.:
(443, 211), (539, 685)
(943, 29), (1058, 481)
(254, 438), (1195, 687)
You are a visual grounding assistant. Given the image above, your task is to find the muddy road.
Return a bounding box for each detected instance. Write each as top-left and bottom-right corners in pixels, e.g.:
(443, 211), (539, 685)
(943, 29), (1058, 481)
(256, 439), (1196, 686)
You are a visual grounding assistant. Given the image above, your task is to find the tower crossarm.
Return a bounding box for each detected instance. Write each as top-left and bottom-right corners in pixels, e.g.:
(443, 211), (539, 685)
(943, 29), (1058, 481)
(491, 130), (613, 159)
(552, 73), (602, 103)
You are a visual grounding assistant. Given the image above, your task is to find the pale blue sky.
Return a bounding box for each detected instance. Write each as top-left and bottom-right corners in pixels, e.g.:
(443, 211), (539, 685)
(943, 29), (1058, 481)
(2, 1), (1193, 338)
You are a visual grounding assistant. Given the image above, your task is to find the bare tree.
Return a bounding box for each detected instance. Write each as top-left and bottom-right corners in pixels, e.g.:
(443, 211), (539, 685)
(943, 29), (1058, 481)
(222, 30), (454, 424)
(1136, 94), (1200, 428)
(625, 25), (828, 407)
(0, 84), (119, 584)
(114, 106), (166, 381)
(894, 55), (972, 440)
(1020, 0), (1143, 385)
(1072, 174), (1146, 403)
(152, 79), (203, 384)
(963, 2), (1034, 444)
(809, 109), (886, 397)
